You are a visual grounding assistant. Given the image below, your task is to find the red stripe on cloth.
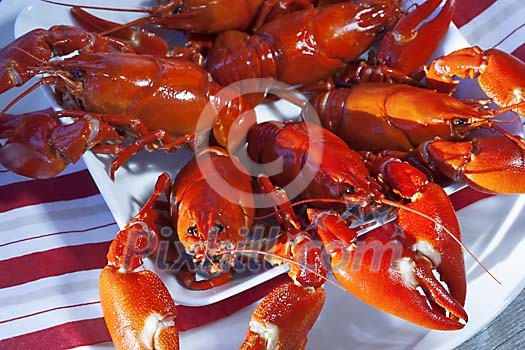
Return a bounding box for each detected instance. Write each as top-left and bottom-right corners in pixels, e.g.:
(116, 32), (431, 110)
(453, 0), (495, 28)
(0, 318), (110, 350)
(0, 170), (100, 213)
(449, 186), (493, 211)
(512, 43), (525, 61)
(0, 241), (110, 289)
(0, 302), (101, 325)
(0, 222), (116, 247)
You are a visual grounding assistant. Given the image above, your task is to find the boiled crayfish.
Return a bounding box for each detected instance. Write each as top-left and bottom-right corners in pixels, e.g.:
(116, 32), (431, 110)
(0, 25), (255, 179)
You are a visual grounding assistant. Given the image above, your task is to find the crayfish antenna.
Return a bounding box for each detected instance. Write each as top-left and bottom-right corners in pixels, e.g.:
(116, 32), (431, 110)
(0, 46), (55, 116)
(380, 197), (501, 284)
(208, 246), (344, 292)
(0, 79), (49, 116)
(41, 0), (170, 37)
(41, 0), (153, 13)
(11, 46), (48, 65)
(492, 99), (525, 117)
(97, 17), (156, 37)
(485, 123), (525, 151)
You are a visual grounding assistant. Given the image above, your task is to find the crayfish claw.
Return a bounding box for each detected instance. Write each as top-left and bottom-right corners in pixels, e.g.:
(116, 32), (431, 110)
(413, 255), (468, 323)
(319, 225), (467, 330)
(240, 281), (325, 350)
(99, 267), (180, 350)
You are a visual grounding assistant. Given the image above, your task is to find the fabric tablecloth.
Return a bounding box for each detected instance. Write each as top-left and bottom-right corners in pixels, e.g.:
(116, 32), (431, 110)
(1, 0), (524, 348)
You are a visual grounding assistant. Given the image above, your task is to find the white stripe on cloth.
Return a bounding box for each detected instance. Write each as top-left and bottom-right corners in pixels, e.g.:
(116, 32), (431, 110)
(460, 0), (525, 51)
(0, 269), (103, 340)
(0, 220), (116, 260)
(0, 195), (116, 249)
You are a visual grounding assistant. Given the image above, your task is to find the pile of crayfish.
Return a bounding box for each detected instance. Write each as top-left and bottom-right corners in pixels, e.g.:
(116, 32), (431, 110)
(2, 0), (525, 348)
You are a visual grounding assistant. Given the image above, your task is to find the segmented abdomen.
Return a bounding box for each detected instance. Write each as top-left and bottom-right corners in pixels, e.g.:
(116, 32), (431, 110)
(206, 31), (278, 87)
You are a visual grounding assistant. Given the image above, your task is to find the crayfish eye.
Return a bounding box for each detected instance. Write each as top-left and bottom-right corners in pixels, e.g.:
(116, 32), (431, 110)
(174, 5), (183, 14)
(452, 118), (469, 126)
(187, 225), (198, 236)
(345, 185), (356, 194)
(213, 224), (225, 234)
(72, 69), (83, 79)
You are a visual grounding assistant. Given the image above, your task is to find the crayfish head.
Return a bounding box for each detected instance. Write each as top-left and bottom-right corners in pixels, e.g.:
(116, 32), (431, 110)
(448, 112), (495, 139)
(36, 60), (88, 110)
(428, 99), (497, 141)
(175, 199), (250, 274)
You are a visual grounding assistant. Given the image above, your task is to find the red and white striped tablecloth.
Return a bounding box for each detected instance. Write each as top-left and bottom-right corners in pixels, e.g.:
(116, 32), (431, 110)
(1, 0), (524, 348)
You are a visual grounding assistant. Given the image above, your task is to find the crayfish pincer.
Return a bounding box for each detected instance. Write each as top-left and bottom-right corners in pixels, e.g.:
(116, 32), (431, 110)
(0, 25), (135, 94)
